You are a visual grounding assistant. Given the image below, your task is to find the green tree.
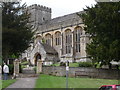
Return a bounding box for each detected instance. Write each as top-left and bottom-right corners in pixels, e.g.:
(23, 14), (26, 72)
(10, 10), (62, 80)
(80, 2), (120, 68)
(2, 2), (33, 62)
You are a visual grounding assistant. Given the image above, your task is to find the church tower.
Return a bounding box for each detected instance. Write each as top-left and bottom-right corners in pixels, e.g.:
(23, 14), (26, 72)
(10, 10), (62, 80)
(27, 4), (52, 27)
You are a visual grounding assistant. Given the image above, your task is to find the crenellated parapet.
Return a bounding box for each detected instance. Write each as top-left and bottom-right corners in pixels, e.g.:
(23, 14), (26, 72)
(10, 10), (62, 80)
(27, 4), (52, 13)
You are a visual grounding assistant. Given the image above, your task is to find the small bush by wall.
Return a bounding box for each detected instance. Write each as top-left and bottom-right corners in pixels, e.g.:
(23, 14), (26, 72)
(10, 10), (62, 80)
(8, 64), (22, 74)
(33, 66), (37, 73)
(19, 64), (22, 73)
(79, 62), (92, 67)
(60, 62), (66, 66)
(8, 64), (14, 75)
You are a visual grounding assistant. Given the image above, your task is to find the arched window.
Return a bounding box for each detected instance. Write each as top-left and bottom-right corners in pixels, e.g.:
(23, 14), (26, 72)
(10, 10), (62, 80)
(74, 26), (82, 53)
(35, 36), (42, 44)
(45, 33), (52, 46)
(65, 29), (72, 54)
(55, 31), (61, 45)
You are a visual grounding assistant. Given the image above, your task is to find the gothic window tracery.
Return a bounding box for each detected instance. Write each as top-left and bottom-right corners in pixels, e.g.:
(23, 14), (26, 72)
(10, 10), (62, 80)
(55, 31), (61, 45)
(65, 29), (72, 54)
(74, 26), (82, 53)
(45, 33), (52, 46)
(35, 36), (41, 44)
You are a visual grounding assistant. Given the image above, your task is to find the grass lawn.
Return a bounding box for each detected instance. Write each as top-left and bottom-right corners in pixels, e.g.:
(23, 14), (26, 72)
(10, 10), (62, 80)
(1, 79), (16, 89)
(69, 63), (79, 67)
(35, 74), (119, 88)
(52, 62), (79, 67)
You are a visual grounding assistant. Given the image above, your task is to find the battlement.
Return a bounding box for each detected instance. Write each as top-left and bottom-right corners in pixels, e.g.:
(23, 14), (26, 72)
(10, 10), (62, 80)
(27, 4), (52, 13)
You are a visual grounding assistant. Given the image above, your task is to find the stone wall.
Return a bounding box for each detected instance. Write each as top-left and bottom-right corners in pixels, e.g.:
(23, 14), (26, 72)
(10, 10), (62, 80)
(42, 66), (120, 79)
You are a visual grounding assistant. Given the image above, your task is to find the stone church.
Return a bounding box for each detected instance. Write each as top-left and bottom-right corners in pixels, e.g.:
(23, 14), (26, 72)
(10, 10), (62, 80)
(21, 4), (90, 65)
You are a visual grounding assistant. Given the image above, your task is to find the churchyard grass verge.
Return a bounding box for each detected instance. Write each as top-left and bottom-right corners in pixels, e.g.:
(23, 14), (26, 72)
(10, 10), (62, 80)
(35, 74), (119, 88)
(0, 80), (2, 90)
(2, 79), (16, 89)
(51, 62), (79, 67)
(69, 62), (79, 67)
(119, 80), (120, 84)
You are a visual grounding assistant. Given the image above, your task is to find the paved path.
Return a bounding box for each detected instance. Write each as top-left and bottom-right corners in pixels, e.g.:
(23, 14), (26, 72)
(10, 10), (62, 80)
(4, 77), (37, 90)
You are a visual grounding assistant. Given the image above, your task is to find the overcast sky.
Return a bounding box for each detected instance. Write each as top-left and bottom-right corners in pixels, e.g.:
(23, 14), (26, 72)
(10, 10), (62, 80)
(21, 0), (97, 18)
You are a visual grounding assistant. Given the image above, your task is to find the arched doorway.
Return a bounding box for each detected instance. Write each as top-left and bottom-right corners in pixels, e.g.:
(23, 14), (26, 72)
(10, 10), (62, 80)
(34, 53), (41, 66)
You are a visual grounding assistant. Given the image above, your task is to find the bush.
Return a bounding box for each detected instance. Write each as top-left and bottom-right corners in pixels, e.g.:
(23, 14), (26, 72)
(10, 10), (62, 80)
(8, 64), (14, 75)
(50, 63), (60, 66)
(51, 64), (56, 66)
(33, 66), (37, 73)
(60, 62), (66, 66)
(19, 64), (22, 73)
(8, 64), (22, 74)
(69, 62), (79, 67)
(21, 61), (28, 65)
(94, 62), (101, 68)
(21, 65), (27, 69)
(79, 62), (93, 67)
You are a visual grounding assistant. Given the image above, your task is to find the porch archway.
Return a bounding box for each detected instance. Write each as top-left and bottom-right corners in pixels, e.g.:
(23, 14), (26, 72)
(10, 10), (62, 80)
(34, 53), (41, 66)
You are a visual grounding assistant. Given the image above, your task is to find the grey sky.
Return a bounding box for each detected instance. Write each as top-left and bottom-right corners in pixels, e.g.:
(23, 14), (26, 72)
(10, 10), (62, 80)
(21, 0), (97, 18)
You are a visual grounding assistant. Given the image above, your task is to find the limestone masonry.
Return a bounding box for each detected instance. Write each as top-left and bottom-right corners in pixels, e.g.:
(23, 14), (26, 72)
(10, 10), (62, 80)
(22, 4), (90, 65)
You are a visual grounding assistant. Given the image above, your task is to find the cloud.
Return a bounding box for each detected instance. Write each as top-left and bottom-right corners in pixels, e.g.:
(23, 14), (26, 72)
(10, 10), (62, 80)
(22, 0), (96, 18)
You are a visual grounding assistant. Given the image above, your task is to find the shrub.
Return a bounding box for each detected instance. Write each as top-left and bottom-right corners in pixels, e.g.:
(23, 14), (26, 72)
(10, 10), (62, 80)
(94, 62), (101, 68)
(8, 64), (22, 75)
(50, 63), (60, 66)
(51, 64), (56, 66)
(79, 62), (93, 67)
(21, 65), (27, 69)
(19, 64), (22, 73)
(8, 64), (14, 75)
(21, 61), (28, 65)
(33, 66), (37, 73)
(60, 62), (66, 66)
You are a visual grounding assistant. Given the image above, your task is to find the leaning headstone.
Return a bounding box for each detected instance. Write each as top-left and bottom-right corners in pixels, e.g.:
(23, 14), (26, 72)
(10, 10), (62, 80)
(37, 59), (42, 74)
(13, 59), (19, 77)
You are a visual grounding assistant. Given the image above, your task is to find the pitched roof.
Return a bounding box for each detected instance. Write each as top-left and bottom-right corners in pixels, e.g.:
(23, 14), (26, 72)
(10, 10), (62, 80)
(37, 11), (84, 33)
(41, 43), (58, 55)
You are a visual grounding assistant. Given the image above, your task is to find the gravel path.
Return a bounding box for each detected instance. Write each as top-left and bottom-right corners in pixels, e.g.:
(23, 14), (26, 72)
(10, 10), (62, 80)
(4, 77), (37, 90)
